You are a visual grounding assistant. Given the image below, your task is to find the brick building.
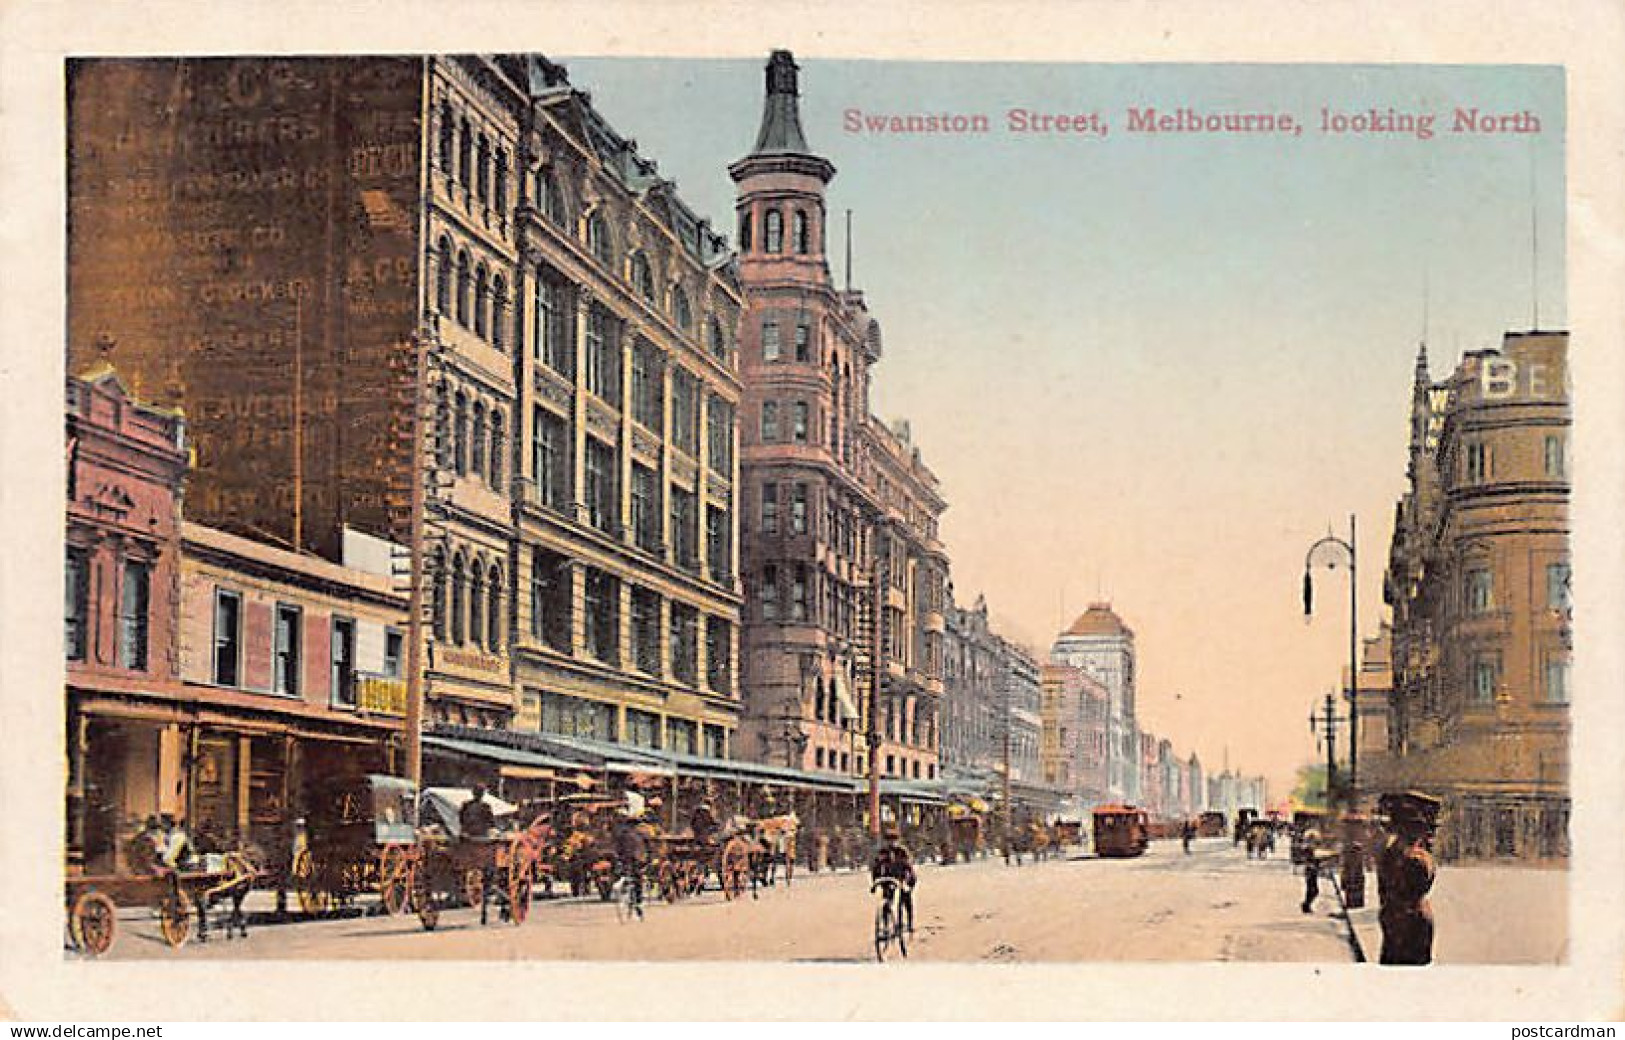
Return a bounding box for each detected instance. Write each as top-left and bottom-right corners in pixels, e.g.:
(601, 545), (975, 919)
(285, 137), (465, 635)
(731, 51), (949, 780)
(1383, 331), (1570, 860)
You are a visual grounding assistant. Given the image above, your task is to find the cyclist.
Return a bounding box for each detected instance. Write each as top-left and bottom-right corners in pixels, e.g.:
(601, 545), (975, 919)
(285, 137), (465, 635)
(869, 824), (917, 934)
(612, 809), (648, 918)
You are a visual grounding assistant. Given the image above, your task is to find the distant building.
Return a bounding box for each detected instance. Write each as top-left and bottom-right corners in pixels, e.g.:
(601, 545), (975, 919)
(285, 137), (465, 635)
(1383, 331), (1570, 860)
(1039, 662), (1109, 807)
(1049, 603), (1138, 802)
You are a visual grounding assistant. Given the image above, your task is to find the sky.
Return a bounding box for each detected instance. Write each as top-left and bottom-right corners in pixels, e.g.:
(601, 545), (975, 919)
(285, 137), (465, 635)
(562, 56), (1567, 797)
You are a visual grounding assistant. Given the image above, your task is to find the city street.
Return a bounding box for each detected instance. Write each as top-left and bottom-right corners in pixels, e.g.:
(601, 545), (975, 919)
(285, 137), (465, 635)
(104, 839), (1356, 963)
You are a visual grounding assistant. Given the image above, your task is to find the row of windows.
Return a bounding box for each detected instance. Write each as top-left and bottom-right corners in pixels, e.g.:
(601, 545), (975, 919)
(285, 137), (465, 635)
(434, 237), (510, 349)
(533, 688), (728, 757)
(437, 99), (511, 222)
(210, 588), (393, 708)
(524, 547), (733, 694)
(1461, 562), (1570, 616)
(430, 552), (506, 652)
(65, 549), (149, 671)
(1459, 434), (1567, 485)
(739, 206), (816, 256)
(1467, 651), (1570, 705)
(438, 383), (506, 490)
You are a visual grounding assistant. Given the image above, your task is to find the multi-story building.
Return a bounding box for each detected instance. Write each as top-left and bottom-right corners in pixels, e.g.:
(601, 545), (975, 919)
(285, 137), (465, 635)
(1383, 332), (1570, 860)
(731, 51), (949, 780)
(1139, 732), (1162, 816)
(943, 597), (1000, 775)
(1050, 603), (1139, 802)
(1346, 622), (1396, 791)
(510, 60), (744, 757)
(1002, 638), (1045, 788)
(1039, 661), (1110, 806)
(66, 55), (745, 752)
(1186, 753), (1206, 815)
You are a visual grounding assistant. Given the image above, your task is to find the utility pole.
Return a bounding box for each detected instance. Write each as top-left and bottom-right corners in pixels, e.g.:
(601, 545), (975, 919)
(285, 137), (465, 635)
(1002, 671), (1013, 860)
(403, 332), (428, 788)
(868, 529), (885, 838)
(1310, 691), (1340, 804)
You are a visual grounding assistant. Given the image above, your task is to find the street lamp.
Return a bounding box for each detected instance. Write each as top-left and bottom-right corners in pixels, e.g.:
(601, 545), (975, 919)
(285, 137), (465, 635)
(1302, 515), (1360, 803)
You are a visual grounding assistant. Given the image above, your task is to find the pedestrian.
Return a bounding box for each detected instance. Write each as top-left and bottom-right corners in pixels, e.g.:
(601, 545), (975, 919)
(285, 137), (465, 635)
(1377, 791), (1441, 966)
(1181, 818), (1195, 855)
(1300, 834), (1327, 913)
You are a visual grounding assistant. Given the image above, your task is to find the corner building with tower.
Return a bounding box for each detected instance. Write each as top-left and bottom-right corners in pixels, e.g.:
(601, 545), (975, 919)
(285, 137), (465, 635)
(731, 52), (951, 781)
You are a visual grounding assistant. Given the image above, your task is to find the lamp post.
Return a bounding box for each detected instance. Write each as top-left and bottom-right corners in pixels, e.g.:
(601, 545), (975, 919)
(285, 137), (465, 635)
(1302, 514), (1365, 908)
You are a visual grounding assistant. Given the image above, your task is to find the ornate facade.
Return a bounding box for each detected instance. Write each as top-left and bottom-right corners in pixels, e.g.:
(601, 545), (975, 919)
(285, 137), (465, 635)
(732, 51), (949, 779)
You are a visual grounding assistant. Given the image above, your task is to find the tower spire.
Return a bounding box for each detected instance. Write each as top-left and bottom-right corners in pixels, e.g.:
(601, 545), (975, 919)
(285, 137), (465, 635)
(752, 50), (812, 155)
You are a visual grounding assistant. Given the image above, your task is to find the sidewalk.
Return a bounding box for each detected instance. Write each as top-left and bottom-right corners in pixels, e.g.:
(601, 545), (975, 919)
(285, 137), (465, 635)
(1343, 863), (1567, 964)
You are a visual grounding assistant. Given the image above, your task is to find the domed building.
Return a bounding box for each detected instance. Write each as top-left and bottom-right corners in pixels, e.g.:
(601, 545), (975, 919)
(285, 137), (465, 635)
(1050, 603), (1140, 803)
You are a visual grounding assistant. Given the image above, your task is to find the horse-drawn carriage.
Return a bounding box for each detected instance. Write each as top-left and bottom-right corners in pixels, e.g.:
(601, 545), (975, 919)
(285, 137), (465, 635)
(291, 773), (419, 915)
(947, 806), (984, 862)
(64, 842), (259, 955)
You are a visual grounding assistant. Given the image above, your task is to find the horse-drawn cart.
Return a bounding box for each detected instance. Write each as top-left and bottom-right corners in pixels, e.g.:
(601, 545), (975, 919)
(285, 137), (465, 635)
(65, 850), (258, 956)
(292, 773), (418, 915)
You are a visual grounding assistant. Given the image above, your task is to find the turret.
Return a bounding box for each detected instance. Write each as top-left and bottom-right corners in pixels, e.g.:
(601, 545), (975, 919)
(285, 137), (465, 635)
(729, 50), (835, 277)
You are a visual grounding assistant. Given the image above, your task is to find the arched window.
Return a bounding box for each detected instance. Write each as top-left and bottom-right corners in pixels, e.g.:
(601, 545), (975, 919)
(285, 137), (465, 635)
(458, 120), (473, 187)
(455, 251), (471, 327)
(435, 382), (453, 469)
(490, 275), (507, 350)
(435, 236), (453, 314)
(708, 316), (728, 363)
(431, 549), (448, 641)
(438, 102), (455, 176)
(672, 286), (691, 330)
(586, 211), (612, 267)
(630, 252), (654, 304)
(471, 401), (487, 481)
(793, 210), (809, 254)
(476, 134), (491, 205)
(489, 410), (505, 491)
(473, 264), (489, 338)
(739, 210), (752, 252)
(536, 167), (564, 224)
(487, 564), (504, 650)
(470, 565), (486, 650)
(450, 554), (467, 645)
(454, 391), (469, 476)
(764, 209), (783, 253)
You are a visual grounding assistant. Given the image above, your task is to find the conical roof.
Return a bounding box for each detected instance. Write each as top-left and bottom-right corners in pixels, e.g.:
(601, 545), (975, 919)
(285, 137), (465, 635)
(1062, 603), (1130, 638)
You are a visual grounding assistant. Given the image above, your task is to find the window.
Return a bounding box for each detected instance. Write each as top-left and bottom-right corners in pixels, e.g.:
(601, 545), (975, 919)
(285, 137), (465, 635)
(585, 306), (620, 405)
(761, 482), (779, 535)
(1471, 653), (1501, 704)
(706, 616), (732, 693)
(761, 401), (780, 442)
(536, 167), (564, 224)
(454, 392), (469, 476)
(494, 148), (508, 215)
(1543, 655), (1571, 704)
(707, 396), (733, 472)
(535, 278), (571, 374)
(65, 547), (89, 662)
(704, 724), (727, 760)
(1544, 435), (1566, 478)
(531, 407), (569, 510)
(455, 251), (471, 327)
(630, 252), (654, 304)
(471, 402), (487, 482)
(274, 604), (301, 695)
(489, 411), (505, 492)
(631, 341), (663, 431)
(668, 718), (698, 756)
(672, 287), (692, 331)
(213, 590), (242, 686)
(1465, 568), (1494, 615)
(432, 551), (448, 642)
(708, 316), (728, 363)
(791, 482), (809, 534)
(486, 564), (503, 650)
(794, 323), (809, 362)
(542, 692), (618, 742)
(1465, 441), (1491, 483)
(583, 569), (618, 665)
(793, 210), (809, 254)
(476, 134), (491, 205)
(1547, 562), (1572, 612)
(470, 567), (486, 650)
(738, 210), (752, 252)
(792, 565), (808, 621)
(706, 505), (730, 582)
(761, 565), (779, 621)
(627, 709), (661, 750)
(114, 559), (151, 671)
(792, 401), (809, 443)
(631, 588), (661, 675)
(587, 211), (613, 267)
(438, 102), (455, 175)
(491, 275), (507, 351)
(608, 458), (648, 549)
(670, 604), (698, 685)
(383, 628), (404, 679)
(762, 322), (781, 362)
(671, 486), (699, 571)
(330, 617), (356, 706)
(474, 265), (489, 338)
(458, 120), (473, 186)
(530, 548), (572, 654)
(672, 369), (700, 455)
(436, 237), (453, 314)
(765, 209), (783, 252)
(450, 555), (466, 644)
(584, 437), (618, 534)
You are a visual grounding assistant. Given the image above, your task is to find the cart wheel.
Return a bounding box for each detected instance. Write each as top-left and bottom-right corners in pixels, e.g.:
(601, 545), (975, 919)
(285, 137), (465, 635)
(158, 887), (191, 948)
(292, 849), (331, 915)
(379, 847), (411, 916)
(72, 891), (117, 956)
(508, 874), (531, 925)
(461, 868), (485, 909)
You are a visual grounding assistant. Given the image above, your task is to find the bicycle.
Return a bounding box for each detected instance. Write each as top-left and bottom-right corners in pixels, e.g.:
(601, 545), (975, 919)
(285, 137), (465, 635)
(872, 876), (909, 961)
(614, 862), (646, 923)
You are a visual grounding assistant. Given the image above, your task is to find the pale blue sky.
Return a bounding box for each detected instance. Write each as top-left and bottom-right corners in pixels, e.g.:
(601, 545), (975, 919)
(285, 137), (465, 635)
(564, 57), (1566, 793)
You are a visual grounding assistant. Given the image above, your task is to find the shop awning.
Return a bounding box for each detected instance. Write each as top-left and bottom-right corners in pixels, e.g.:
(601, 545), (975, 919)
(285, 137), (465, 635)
(422, 734), (575, 775)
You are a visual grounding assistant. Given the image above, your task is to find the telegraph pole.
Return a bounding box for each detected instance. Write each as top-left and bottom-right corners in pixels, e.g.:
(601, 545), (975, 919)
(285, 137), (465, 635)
(403, 332), (428, 788)
(868, 530), (885, 838)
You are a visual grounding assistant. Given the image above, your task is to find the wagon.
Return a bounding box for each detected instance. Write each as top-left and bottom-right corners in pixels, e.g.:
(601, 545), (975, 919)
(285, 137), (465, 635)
(648, 834), (713, 903)
(291, 773), (419, 916)
(409, 832), (531, 930)
(65, 850), (259, 956)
